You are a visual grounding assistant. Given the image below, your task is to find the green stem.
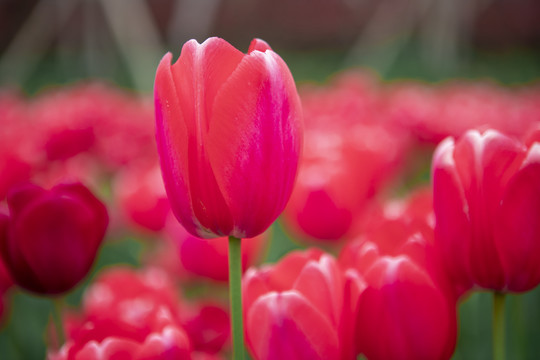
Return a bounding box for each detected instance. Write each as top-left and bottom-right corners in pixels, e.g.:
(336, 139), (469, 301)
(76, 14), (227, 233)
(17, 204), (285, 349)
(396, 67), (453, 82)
(493, 292), (506, 360)
(229, 236), (245, 360)
(51, 297), (66, 348)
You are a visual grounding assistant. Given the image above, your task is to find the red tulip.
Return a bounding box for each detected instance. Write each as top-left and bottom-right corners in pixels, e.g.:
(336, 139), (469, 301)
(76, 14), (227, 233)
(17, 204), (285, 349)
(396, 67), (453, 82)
(340, 214), (457, 360)
(154, 37), (303, 239)
(282, 73), (408, 242)
(114, 163), (171, 232)
(169, 220), (266, 282)
(49, 266), (190, 359)
(433, 129), (540, 292)
(243, 249), (347, 360)
(50, 325), (191, 360)
(80, 267), (183, 342)
(181, 302), (230, 354)
(0, 182), (108, 295)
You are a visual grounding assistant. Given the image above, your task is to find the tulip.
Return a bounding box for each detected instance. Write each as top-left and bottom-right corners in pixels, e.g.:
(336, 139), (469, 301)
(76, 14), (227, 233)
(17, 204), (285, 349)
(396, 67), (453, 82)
(154, 37), (302, 239)
(282, 72), (408, 243)
(243, 249), (349, 360)
(170, 221), (266, 282)
(432, 129), (540, 293)
(339, 213), (457, 360)
(433, 129), (540, 360)
(80, 267), (183, 342)
(50, 325), (191, 360)
(114, 163), (171, 232)
(181, 302), (230, 354)
(0, 182), (108, 295)
(48, 266), (190, 359)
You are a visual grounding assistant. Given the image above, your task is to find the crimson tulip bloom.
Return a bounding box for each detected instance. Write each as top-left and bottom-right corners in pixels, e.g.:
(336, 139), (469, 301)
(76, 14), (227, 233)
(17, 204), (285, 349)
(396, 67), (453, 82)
(243, 249), (349, 360)
(0, 182), (108, 295)
(154, 37), (302, 239)
(339, 214), (457, 360)
(433, 129), (540, 292)
(168, 220), (266, 282)
(50, 325), (191, 360)
(282, 73), (408, 243)
(49, 267), (191, 359)
(114, 163), (171, 232)
(181, 302), (230, 354)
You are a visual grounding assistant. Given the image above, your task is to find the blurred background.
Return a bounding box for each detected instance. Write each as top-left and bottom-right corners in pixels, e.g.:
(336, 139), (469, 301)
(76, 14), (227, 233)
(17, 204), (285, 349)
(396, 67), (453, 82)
(0, 0), (539, 359)
(1, 0), (539, 93)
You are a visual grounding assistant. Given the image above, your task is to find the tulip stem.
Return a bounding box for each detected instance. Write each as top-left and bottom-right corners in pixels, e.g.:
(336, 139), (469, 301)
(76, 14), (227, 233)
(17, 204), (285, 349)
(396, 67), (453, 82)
(51, 297), (66, 348)
(493, 292), (506, 360)
(229, 235), (245, 360)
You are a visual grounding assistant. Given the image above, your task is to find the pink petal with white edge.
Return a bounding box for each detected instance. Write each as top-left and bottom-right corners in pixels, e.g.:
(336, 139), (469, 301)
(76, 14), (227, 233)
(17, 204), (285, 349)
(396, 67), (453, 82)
(247, 291), (340, 360)
(207, 49), (302, 238)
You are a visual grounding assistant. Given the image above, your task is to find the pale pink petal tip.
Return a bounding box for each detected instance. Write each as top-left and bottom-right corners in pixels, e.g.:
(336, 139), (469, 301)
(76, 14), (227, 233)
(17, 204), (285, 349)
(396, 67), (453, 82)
(248, 38), (272, 54)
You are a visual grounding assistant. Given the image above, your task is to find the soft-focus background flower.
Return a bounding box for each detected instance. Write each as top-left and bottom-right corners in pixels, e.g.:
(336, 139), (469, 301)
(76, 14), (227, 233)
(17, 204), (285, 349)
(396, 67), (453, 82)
(0, 0), (539, 359)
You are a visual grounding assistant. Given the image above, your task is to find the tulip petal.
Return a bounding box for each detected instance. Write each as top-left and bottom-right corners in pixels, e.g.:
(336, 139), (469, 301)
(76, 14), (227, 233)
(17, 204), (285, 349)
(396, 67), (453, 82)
(163, 38), (244, 237)
(293, 255), (342, 326)
(433, 138), (473, 292)
(137, 326), (191, 360)
(155, 52), (199, 236)
(207, 50), (302, 238)
(357, 258), (453, 360)
(496, 144), (540, 292)
(248, 39), (272, 53)
(247, 291), (340, 360)
(455, 130), (525, 289)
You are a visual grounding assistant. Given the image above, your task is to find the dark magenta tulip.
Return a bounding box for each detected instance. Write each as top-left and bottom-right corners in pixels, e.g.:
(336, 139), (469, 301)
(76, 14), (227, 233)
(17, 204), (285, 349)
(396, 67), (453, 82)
(0, 182), (108, 295)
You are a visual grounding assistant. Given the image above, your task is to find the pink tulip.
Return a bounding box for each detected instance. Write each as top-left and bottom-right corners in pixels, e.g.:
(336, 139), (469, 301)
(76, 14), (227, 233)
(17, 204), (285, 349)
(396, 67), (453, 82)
(339, 205), (457, 360)
(243, 249), (348, 360)
(282, 72), (408, 243)
(433, 129), (540, 292)
(169, 220), (266, 282)
(48, 267), (190, 359)
(0, 182), (108, 295)
(154, 37), (303, 239)
(50, 325), (191, 360)
(181, 302), (230, 354)
(114, 163), (171, 232)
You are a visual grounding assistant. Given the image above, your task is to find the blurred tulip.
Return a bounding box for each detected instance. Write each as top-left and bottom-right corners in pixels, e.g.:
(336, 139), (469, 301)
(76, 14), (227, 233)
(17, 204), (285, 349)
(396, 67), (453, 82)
(168, 220), (266, 282)
(385, 81), (540, 144)
(50, 325), (191, 360)
(181, 302), (230, 354)
(48, 266), (189, 359)
(282, 72), (408, 243)
(44, 127), (95, 161)
(340, 212), (457, 360)
(154, 37), (303, 239)
(0, 182), (108, 295)
(0, 151), (32, 200)
(114, 163), (171, 232)
(243, 249), (349, 360)
(79, 267), (183, 341)
(433, 129), (540, 292)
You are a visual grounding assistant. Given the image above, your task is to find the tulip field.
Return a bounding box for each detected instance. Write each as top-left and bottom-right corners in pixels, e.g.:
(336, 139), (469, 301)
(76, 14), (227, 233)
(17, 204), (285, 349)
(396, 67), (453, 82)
(0, 33), (540, 360)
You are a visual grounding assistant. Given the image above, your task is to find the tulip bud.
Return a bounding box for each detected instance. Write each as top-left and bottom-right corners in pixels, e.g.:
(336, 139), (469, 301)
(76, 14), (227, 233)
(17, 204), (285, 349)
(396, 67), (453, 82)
(0, 182), (108, 295)
(433, 129), (540, 292)
(154, 37), (302, 239)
